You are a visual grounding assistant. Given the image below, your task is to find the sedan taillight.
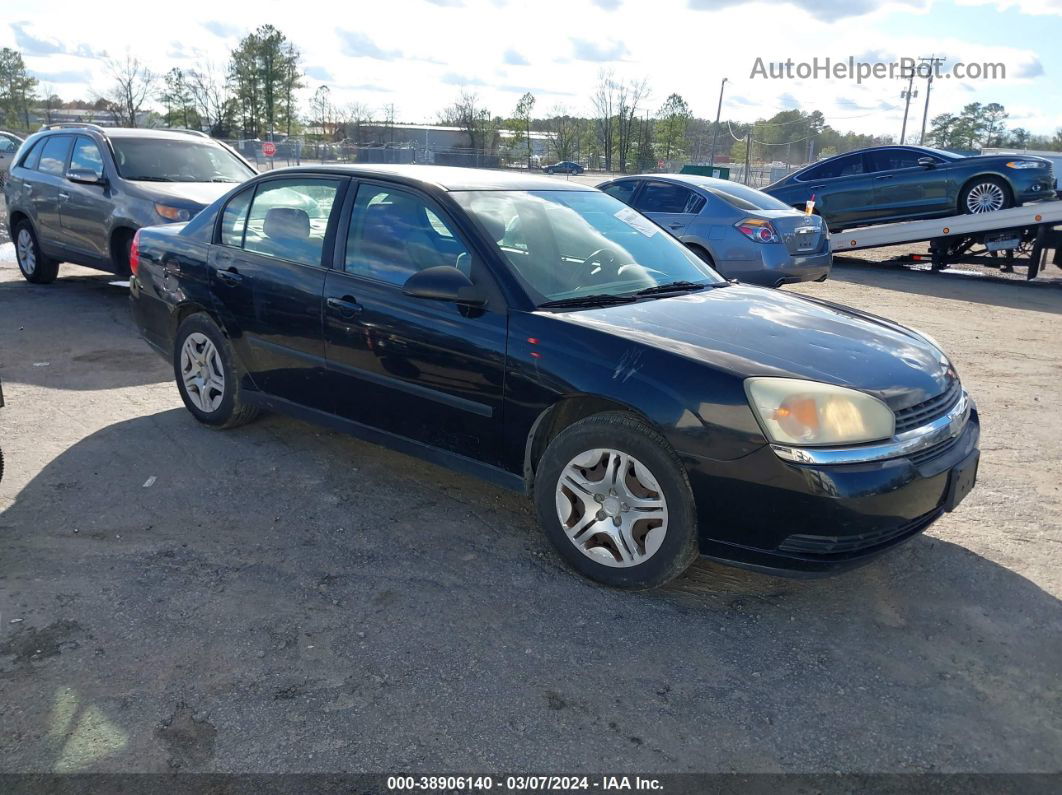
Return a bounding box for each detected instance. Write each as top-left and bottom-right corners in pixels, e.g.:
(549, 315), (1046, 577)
(736, 218), (780, 244)
(129, 230), (141, 276)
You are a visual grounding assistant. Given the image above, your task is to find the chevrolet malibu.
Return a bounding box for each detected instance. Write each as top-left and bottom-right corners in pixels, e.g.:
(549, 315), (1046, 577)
(129, 165), (980, 589)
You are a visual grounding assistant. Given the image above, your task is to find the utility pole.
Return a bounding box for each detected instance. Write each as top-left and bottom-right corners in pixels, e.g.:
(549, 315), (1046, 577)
(918, 55), (946, 145)
(743, 132), (752, 185)
(708, 77), (728, 170)
(899, 68), (918, 144)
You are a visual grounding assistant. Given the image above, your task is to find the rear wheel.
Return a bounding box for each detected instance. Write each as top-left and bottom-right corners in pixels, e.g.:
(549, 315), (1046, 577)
(960, 177), (1012, 215)
(173, 314), (259, 429)
(14, 220), (60, 284)
(533, 412), (699, 590)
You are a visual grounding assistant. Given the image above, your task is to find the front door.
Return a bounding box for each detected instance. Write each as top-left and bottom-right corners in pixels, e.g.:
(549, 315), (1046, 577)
(632, 180), (704, 236)
(867, 148), (951, 221)
(207, 176), (344, 408)
(323, 182), (507, 464)
(58, 135), (112, 260)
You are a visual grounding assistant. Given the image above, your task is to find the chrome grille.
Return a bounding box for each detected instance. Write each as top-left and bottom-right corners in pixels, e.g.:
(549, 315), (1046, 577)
(894, 381), (961, 435)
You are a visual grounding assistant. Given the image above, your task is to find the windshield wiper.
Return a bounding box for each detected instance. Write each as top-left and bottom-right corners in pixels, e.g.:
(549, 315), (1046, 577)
(628, 281), (711, 297)
(538, 293), (638, 309)
(124, 176), (174, 182)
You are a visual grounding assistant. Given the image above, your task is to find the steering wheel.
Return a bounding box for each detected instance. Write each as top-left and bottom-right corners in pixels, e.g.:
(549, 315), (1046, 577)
(583, 248), (620, 276)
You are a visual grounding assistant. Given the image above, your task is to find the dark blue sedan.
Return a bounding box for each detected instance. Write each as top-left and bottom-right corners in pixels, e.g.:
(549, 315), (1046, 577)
(766, 145), (1056, 231)
(543, 161), (584, 175)
(129, 165), (980, 589)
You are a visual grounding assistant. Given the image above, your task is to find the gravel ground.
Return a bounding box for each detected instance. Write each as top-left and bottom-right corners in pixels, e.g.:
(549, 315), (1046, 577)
(0, 220), (1060, 775)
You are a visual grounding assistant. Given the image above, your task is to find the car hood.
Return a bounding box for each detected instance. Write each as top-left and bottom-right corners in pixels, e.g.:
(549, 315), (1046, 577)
(127, 181), (237, 208)
(548, 285), (955, 410)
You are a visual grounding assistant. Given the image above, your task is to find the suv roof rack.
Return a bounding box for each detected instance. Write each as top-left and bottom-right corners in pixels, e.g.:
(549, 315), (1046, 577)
(41, 122), (108, 133)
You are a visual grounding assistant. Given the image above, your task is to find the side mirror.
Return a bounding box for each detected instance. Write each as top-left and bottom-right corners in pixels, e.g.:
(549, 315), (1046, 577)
(403, 266), (486, 306)
(917, 157), (936, 169)
(66, 168), (105, 185)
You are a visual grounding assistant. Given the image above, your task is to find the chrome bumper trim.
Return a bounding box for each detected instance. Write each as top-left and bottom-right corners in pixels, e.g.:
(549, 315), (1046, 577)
(771, 391), (971, 465)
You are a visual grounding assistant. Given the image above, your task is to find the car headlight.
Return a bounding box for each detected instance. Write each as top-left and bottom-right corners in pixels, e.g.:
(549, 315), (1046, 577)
(745, 377), (895, 446)
(155, 203), (191, 222)
(1005, 160), (1044, 170)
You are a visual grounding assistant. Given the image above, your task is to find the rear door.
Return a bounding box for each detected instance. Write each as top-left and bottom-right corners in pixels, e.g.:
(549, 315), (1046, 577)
(631, 180), (705, 236)
(323, 181), (508, 464)
(29, 135), (73, 247)
(798, 153), (876, 229)
(866, 148), (951, 220)
(58, 136), (112, 260)
(207, 176), (345, 409)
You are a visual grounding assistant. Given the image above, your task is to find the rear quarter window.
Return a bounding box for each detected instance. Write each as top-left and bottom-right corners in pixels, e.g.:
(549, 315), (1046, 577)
(19, 138), (44, 170)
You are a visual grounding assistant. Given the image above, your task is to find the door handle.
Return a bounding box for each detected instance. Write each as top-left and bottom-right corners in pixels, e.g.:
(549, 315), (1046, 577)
(58, 191), (70, 199)
(668, 222), (683, 229)
(326, 296), (362, 318)
(215, 267), (243, 286)
(875, 175), (894, 181)
(810, 185), (825, 190)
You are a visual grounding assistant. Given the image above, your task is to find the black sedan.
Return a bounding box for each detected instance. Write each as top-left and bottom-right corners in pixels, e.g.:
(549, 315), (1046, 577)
(543, 161), (584, 175)
(129, 165), (980, 589)
(766, 145), (1056, 231)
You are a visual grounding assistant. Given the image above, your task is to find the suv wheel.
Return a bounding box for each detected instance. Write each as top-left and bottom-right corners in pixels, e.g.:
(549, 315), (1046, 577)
(14, 220), (60, 284)
(533, 412), (699, 589)
(173, 314), (260, 429)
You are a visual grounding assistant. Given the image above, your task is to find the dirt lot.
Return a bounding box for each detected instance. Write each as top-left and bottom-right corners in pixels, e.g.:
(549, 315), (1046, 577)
(0, 243), (1060, 773)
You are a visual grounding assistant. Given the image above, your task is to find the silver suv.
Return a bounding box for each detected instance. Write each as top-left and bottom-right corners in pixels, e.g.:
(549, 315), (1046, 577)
(4, 124), (255, 284)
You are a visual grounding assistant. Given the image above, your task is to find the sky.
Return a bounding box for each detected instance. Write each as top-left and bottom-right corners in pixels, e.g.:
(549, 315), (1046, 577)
(3, 0), (1060, 138)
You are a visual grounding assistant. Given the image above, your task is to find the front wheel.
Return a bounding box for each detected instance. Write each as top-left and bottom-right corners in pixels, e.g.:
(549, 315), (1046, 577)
(533, 412), (699, 589)
(14, 221), (60, 284)
(173, 314), (259, 429)
(960, 177), (1012, 215)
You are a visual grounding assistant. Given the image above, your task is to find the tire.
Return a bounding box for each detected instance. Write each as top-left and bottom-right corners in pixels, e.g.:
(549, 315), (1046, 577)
(111, 229), (135, 276)
(533, 412), (699, 590)
(173, 314), (259, 429)
(13, 220), (60, 284)
(960, 176), (1012, 215)
(686, 243), (716, 268)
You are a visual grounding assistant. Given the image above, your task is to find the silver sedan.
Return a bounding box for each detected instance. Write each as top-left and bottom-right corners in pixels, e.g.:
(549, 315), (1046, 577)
(597, 174), (832, 286)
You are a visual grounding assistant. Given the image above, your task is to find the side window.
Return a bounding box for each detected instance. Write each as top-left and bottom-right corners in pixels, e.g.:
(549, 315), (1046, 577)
(242, 179), (341, 266)
(38, 136), (73, 177)
(0, 138), (15, 154)
(219, 188), (253, 247)
(869, 149), (923, 171)
(70, 136), (105, 179)
(634, 182), (703, 214)
(836, 153), (866, 177)
(602, 181), (639, 205)
(344, 186), (470, 286)
(19, 139), (43, 169)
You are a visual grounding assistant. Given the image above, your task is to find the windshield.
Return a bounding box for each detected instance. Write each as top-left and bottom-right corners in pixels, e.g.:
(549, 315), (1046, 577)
(111, 138), (255, 183)
(452, 190), (725, 305)
(704, 183), (791, 211)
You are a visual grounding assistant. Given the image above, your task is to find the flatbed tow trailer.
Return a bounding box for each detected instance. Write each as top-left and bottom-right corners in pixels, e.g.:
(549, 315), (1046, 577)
(834, 202), (1062, 279)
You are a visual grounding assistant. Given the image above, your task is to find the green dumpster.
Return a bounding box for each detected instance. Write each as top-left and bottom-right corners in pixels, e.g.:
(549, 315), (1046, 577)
(680, 165), (730, 179)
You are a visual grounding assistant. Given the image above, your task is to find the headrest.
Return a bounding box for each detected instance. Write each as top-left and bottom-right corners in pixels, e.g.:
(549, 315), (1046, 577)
(264, 207), (310, 240)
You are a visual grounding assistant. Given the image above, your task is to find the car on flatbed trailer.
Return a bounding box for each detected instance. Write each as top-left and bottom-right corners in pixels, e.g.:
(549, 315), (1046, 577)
(766, 145), (1056, 232)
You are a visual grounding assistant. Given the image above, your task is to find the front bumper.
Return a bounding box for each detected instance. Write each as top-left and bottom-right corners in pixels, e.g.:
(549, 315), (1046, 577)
(1011, 171), (1057, 202)
(683, 405), (980, 575)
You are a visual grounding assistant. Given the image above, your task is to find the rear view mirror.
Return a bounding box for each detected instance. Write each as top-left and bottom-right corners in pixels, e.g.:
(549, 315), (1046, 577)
(403, 266), (486, 306)
(66, 168), (105, 185)
(917, 157), (936, 169)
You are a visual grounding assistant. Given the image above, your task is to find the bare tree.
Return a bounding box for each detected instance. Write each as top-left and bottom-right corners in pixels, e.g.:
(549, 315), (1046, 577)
(344, 101), (372, 144)
(439, 90), (497, 157)
(100, 53), (157, 127)
(591, 70), (617, 171)
(616, 77), (650, 173)
(186, 62), (230, 136)
(545, 104), (580, 162)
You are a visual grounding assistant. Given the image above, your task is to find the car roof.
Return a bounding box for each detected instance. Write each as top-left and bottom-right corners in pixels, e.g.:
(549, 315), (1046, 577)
(604, 173), (755, 192)
(35, 126), (219, 143)
(260, 164), (595, 192)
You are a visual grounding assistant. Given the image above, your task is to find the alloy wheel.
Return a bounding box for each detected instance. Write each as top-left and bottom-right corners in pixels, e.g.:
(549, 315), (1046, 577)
(555, 448), (668, 567)
(965, 182), (1006, 213)
(179, 332), (226, 413)
(16, 228), (36, 277)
